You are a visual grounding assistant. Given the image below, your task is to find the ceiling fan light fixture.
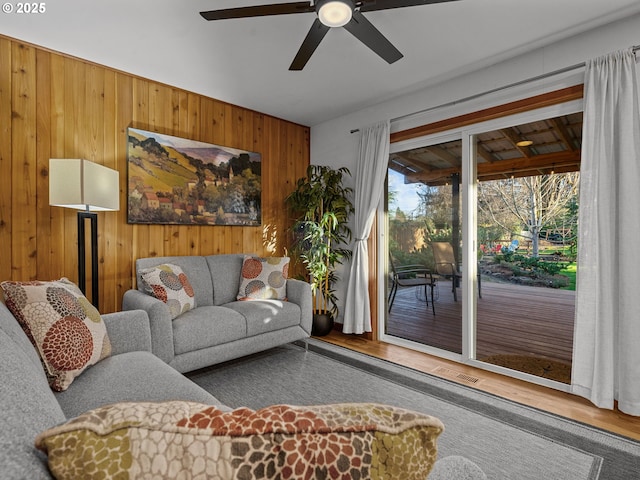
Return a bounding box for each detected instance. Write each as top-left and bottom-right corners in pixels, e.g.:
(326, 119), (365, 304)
(317, 0), (353, 28)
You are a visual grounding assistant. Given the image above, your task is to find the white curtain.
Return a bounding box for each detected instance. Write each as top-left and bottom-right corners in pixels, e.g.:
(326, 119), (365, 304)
(572, 48), (640, 416)
(343, 121), (390, 334)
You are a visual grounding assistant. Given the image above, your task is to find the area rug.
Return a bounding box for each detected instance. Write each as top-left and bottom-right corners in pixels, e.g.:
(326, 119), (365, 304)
(187, 340), (639, 480)
(481, 354), (572, 384)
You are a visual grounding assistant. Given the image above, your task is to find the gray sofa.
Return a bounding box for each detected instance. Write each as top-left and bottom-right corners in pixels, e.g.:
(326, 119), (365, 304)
(1, 293), (485, 479)
(122, 254), (312, 373)
(0, 301), (229, 479)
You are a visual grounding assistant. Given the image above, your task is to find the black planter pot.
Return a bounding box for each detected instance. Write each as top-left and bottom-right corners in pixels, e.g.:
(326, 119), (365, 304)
(311, 313), (334, 336)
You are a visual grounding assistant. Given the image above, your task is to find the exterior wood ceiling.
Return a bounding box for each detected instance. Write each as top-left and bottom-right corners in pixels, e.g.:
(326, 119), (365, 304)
(390, 112), (582, 186)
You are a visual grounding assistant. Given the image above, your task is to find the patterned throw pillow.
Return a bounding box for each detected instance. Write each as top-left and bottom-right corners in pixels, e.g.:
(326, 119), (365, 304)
(0, 278), (112, 392)
(237, 256), (289, 300)
(139, 264), (195, 319)
(36, 401), (444, 479)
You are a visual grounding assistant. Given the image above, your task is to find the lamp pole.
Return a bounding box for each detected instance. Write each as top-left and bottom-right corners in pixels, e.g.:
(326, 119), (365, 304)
(77, 208), (99, 308)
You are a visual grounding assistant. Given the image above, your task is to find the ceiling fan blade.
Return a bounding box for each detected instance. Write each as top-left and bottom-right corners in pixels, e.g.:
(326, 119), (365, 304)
(289, 19), (330, 71)
(200, 2), (314, 21)
(343, 11), (403, 64)
(358, 0), (460, 13)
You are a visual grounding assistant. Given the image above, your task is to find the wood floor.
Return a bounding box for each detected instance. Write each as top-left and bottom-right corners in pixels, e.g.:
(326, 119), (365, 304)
(387, 280), (574, 364)
(318, 330), (640, 441)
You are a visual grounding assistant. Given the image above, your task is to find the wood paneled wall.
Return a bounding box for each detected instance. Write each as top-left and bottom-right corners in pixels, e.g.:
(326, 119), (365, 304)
(0, 36), (310, 313)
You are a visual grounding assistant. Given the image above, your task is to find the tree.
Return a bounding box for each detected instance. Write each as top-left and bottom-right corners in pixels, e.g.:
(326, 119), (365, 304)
(417, 184), (455, 229)
(387, 187), (398, 212)
(478, 172), (579, 256)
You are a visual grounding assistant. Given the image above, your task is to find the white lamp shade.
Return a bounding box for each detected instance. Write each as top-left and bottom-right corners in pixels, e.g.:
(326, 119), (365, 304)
(49, 159), (120, 211)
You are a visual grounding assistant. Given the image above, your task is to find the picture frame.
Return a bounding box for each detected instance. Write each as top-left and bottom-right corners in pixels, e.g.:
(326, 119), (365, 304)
(126, 128), (261, 226)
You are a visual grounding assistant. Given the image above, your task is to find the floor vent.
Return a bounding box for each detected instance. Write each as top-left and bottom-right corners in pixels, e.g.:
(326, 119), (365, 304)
(433, 366), (481, 385)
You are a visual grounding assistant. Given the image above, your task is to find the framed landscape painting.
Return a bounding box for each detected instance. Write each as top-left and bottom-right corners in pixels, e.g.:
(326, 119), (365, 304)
(127, 128), (261, 226)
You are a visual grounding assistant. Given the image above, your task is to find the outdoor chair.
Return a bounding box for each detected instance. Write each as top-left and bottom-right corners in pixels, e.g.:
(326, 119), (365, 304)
(388, 255), (437, 315)
(430, 242), (482, 302)
(504, 239), (519, 253)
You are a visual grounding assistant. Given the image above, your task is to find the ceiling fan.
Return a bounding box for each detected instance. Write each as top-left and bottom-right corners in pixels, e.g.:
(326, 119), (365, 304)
(200, 0), (459, 71)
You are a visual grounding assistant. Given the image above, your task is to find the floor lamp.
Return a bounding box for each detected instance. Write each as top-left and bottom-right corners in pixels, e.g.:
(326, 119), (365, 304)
(49, 159), (120, 308)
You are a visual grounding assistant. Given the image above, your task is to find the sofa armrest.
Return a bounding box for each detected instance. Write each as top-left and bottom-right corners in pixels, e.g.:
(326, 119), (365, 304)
(102, 310), (152, 355)
(122, 290), (175, 364)
(286, 278), (312, 335)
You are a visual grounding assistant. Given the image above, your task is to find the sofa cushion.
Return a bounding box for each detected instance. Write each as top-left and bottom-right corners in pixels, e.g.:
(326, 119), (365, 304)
(0, 278), (111, 392)
(205, 254), (245, 305)
(226, 299), (302, 337)
(237, 255), (290, 300)
(54, 350), (228, 419)
(136, 256), (214, 307)
(172, 306), (247, 355)
(36, 401), (443, 480)
(139, 263), (196, 319)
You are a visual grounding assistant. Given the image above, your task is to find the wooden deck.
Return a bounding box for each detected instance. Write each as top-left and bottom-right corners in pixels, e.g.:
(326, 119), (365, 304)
(386, 280), (575, 365)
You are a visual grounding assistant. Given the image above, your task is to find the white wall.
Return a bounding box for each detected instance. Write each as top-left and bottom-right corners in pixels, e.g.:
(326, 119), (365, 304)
(312, 12), (640, 325)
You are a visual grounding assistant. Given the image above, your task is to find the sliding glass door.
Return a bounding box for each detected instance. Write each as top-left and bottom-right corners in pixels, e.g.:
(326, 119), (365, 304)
(381, 102), (581, 388)
(384, 135), (463, 357)
(474, 113), (580, 385)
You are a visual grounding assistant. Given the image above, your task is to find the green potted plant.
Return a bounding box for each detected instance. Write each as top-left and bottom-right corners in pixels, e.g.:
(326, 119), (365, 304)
(285, 165), (353, 335)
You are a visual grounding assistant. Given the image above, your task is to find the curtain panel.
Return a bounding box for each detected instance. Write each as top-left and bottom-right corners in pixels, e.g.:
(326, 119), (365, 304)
(343, 121), (390, 334)
(573, 48), (640, 415)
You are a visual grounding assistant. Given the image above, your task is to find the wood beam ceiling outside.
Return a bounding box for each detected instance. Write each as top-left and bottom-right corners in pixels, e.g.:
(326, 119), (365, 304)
(549, 117), (577, 151)
(499, 127), (533, 158)
(476, 146), (496, 163)
(404, 150), (581, 185)
(429, 145), (460, 167)
(392, 144), (461, 173)
(390, 152), (428, 174)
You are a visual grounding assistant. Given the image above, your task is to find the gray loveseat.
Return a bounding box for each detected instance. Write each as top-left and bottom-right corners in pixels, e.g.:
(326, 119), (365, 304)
(0, 301), (229, 479)
(122, 254), (312, 373)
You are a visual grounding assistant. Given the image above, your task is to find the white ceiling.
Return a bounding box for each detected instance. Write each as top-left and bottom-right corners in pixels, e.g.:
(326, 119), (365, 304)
(2, 0), (640, 126)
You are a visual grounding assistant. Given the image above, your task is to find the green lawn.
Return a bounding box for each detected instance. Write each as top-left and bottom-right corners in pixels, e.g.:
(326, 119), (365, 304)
(560, 263), (577, 290)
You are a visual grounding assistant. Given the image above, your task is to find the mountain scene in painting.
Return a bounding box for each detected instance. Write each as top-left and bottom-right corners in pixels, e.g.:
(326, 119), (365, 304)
(127, 128), (261, 226)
